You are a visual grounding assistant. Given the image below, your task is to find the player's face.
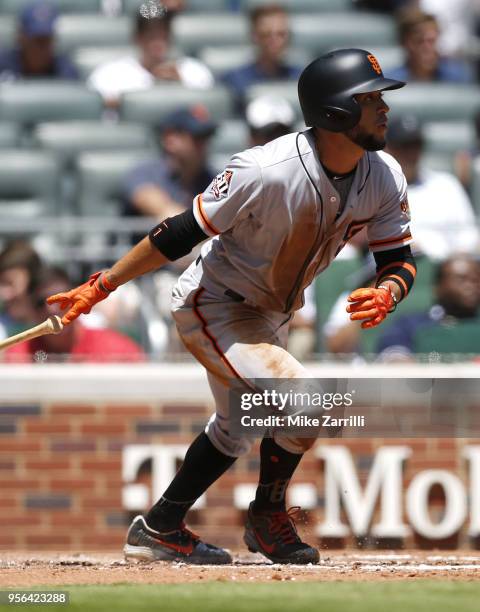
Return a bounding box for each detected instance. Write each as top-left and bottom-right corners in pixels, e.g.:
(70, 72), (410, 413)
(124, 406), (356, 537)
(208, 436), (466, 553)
(345, 91), (390, 151)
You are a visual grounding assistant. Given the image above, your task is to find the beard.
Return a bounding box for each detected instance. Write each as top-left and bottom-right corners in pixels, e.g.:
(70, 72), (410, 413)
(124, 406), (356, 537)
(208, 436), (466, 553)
(345, 126), (386, 151)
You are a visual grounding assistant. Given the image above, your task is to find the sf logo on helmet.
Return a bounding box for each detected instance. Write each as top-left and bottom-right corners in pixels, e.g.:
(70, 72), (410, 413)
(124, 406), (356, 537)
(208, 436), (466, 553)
(367, 54), (382, 75)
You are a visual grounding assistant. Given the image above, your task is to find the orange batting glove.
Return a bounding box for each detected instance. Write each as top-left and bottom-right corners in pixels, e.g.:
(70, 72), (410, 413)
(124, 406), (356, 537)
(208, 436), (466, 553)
(46, 271), (116, 325)
(346, 286), (396, 329)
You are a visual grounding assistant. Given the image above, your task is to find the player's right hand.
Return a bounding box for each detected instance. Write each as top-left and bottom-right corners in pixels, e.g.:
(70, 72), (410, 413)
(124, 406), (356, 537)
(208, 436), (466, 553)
(46, 271), (116, 325)
(346, 286), (394, 329)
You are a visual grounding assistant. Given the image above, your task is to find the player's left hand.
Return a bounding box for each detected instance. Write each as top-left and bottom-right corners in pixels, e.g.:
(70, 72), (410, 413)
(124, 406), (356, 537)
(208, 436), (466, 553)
(346, 287), (394, 329)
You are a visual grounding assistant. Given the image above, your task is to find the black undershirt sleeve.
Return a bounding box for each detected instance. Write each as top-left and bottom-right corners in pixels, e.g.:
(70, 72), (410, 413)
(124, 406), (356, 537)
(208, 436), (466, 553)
(148, 208), (208, 261)
(373, 245), (417, 301)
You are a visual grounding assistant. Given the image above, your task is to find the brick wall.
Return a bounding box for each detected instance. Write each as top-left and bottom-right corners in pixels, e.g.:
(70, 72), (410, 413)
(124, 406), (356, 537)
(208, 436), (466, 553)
(0, 396), (477, 552)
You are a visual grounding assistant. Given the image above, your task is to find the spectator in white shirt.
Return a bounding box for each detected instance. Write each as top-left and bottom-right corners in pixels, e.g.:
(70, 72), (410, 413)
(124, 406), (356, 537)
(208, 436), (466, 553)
(88, 11), (214, 109)
(386, 115), (479, 260)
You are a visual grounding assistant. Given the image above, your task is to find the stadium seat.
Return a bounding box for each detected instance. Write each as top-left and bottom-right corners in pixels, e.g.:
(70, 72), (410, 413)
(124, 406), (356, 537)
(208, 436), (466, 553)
(0, 16), (15, 48)
(0, 150), (59, 218)
(290, 13), (396, 55)
(245, 81), (301, 120)
(0, 122), (21, 148)
(75, 150), (152, 216)
(384, 83), (480, 123)
(0, 81), (103, 125)
(423, 122), (475, 156)
(72, 45), (137, 79)
(0, 0), (101, 14)
(471, 157), (480, 215)
(210, 119), (249, 156)
(242, 0), (351, 12)
(199, 45), (311, 78)
(414, 320), (480, 356)
(314, 257), (363, 350)
(55, 15), (131, 54)
(119, 84), (234, 124)
(31, 121), (153, 167)
(172, 13), (249, 55)
(124, 0), (232, 12)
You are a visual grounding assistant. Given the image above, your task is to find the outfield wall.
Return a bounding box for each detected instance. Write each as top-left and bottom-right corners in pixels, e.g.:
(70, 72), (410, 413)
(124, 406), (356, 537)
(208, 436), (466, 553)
(0, 363), (479, 551)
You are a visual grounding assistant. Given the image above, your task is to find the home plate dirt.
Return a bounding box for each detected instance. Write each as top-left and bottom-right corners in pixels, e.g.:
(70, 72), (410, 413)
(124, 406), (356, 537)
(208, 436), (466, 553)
(1, 552), (480, 586)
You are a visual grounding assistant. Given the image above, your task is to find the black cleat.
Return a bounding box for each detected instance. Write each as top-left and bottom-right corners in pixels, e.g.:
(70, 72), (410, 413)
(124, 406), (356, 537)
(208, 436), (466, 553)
(124, 515), (232, 565)
(244, 502), (319, 564)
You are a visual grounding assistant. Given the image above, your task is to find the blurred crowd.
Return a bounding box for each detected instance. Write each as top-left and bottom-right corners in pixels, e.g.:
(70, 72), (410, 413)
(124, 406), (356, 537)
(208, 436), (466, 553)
(1, 0), (480, 363)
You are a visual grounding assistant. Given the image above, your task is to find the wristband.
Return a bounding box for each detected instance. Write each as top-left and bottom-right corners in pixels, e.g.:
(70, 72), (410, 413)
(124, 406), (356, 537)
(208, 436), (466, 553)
(377, 284), (397, 313)
(97, 272), (117, 294)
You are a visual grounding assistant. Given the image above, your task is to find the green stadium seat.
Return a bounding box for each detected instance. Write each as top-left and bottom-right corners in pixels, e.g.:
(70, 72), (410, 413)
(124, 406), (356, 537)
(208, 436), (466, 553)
(384, 83), (480, 123)
(124, 0), (230, 12)
(471, 157), (480, 215)
(172, 13), (249, 55)
(199, 45), (311, 78)
(245, 81), (301, 120)
(72, 45), (137, 79)
(314, 257), (363, 350)
(75, 149), (152, 216)
(290, 13), (396, 54)
(413, 319), (480, 356)
(0, 16), (15, 48)
(0, 0), (101, 14)
(423, 121), (475, 156)
(119, 84), (234, 124)
(0, 81), (103, 125)
(0, 122), (21, 147)
(31, 121), (153, 167)
(360, 256), (435, 356)
(0, 150), (59, 218)
(210, 119), (249, 156)
(55, 15), (131, 53)
(242, 0), (351, 12)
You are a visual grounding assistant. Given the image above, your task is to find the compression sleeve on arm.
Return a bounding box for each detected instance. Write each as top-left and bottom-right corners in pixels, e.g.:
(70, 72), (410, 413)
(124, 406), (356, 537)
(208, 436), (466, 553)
(148, 208), (208, 261)
(373, 245), (417, 301)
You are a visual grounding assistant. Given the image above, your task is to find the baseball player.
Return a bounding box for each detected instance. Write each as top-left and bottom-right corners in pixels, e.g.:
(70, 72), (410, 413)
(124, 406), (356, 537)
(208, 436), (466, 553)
(48, 49), (416, 565)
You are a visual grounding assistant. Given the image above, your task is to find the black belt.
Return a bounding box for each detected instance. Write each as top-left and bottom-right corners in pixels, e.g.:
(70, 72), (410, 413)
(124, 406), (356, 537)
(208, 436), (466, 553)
(196, 255), (244, 302)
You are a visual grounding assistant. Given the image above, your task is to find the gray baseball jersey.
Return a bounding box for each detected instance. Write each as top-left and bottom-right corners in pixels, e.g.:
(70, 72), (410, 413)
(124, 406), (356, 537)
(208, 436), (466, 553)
(192, 129), (411, 314)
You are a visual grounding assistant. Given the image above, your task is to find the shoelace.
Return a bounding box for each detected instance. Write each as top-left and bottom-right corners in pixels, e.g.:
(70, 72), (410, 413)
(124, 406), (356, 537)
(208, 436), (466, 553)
(268, 507), (302, 545)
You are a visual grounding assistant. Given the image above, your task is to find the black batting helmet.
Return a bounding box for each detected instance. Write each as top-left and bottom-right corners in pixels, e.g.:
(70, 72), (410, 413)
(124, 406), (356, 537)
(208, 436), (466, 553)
(298, 48), (405, 133)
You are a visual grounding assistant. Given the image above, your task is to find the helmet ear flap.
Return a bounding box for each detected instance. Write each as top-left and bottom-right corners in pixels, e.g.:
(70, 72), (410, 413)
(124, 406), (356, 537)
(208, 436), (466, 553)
(317, 98), (361, 133)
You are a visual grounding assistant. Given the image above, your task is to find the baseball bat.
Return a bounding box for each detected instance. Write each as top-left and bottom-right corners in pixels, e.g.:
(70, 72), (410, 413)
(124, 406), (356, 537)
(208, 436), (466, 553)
(0, 315), (64, 351)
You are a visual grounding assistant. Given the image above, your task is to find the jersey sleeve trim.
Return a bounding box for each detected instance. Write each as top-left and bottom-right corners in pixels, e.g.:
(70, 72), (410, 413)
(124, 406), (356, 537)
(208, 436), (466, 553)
(193, 194), (221, 236)
(369, 231), (412, 251)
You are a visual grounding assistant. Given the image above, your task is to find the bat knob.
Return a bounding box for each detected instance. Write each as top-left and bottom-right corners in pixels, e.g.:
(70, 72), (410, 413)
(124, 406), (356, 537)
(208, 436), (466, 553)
(47, 315), (64, 334)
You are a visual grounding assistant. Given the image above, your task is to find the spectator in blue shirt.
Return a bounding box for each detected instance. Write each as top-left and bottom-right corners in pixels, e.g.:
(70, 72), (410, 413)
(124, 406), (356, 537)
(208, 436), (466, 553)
(386, 8), (473, 83)
(123, 105), (217, 225)
(0, 1), (78, 81)
(221, 4), (302, 113)
(377, 254), (480, 361)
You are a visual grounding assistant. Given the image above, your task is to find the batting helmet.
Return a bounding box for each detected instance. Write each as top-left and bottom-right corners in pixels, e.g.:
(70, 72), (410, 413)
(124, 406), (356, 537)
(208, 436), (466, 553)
(298, 48), (405, 133)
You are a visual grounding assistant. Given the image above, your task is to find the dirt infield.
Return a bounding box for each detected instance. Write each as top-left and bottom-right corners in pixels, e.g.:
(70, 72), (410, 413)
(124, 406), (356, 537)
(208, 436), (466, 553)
(1, 551), (480, 586)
